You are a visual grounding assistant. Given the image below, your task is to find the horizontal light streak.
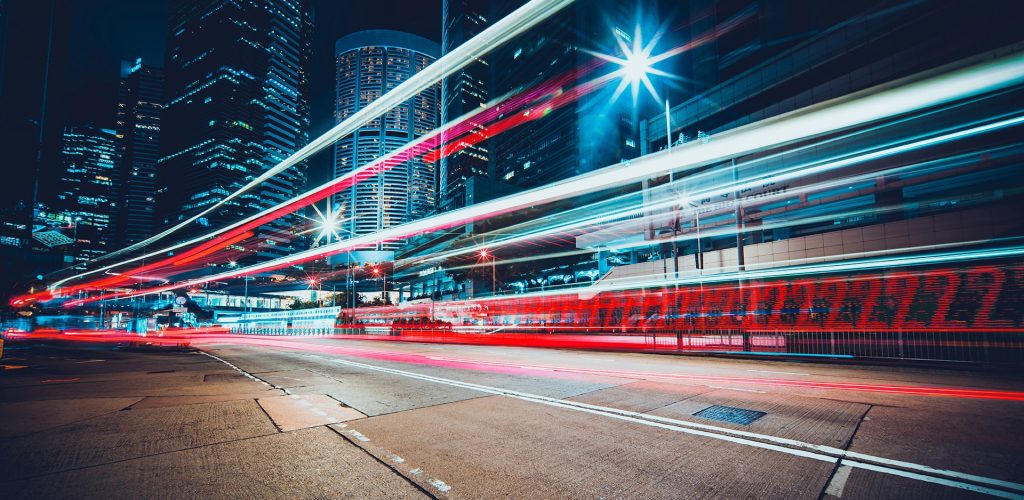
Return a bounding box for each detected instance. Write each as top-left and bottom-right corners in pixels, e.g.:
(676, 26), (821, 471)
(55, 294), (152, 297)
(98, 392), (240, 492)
(60, 52), (1024, 305)
(60, 0), (576, 266)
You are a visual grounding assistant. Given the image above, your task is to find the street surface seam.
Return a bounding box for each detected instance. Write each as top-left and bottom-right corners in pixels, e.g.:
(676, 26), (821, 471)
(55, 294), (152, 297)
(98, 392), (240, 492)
(0, 397), (145, 439)
(310, 354), (1024, 498)
(327, 423), (440, 499)
(8, 429), (280, 481)
(201, 349), (442, 497)
(818, 403), (873, 499)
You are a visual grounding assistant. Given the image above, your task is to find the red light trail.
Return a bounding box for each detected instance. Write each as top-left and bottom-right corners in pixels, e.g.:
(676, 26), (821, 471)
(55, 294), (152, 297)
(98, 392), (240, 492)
(6, 330), (1024, 402)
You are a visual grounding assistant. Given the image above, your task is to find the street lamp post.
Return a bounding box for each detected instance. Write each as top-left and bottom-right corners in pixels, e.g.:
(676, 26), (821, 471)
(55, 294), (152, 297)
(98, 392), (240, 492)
(688, 201), (704, 333)
(480, 249), (496, 295)
(372, 267), (386, 303)
(72, 216), (83, 261)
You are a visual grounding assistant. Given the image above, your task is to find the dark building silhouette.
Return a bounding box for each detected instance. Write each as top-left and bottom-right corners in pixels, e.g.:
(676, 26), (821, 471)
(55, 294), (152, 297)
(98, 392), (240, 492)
(57, 125), (120, 262)
(158, 0), (312, 260)
(439, 0), (490, 213)
(115, 58), (162, 247)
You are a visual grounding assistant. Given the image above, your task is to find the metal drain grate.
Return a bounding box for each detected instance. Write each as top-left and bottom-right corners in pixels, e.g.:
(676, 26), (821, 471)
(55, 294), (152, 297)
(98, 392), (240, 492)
(693, 405), (766, 425)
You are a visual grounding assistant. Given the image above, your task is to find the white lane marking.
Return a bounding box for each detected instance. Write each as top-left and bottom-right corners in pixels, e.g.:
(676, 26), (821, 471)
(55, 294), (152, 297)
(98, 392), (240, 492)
(389, 454), (406, 464)
(200, 351), (273, 388)
(707, 385), (767, 394)
(430, 479), (452, 493)
(347, 430), (370, 442)
(747, 369), (809, 376)
(825, 463), (853, 498)
(409, 468), (423, 476)
(75, 359), (106, 364)
(325, 356), (1024, 497)
(843, 459), (1022, 499)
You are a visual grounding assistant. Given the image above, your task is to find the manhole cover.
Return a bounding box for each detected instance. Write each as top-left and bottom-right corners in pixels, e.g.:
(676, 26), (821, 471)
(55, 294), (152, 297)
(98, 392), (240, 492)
(693, 405), (766, 425)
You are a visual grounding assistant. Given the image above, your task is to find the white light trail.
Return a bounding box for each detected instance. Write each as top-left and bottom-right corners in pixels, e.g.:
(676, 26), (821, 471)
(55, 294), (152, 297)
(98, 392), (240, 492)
(74, 0), (576, 264)
(70, 51), (1024, 303)
(49, 86), (519, 290)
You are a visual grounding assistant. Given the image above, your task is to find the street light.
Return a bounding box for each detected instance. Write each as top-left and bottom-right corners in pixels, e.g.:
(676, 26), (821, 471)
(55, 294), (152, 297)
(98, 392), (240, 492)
(687, 201), (705, 332)
(72, 216), (83, 261)
(372, 267), (386, 303)
(480, 249), (496, 295)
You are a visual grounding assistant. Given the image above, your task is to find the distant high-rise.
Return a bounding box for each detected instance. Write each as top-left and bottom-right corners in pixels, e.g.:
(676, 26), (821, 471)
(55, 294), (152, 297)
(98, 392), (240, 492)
(58, 126), (120, 261)
(439, 0), (489, 212)
(332, 30), (439, 250)
(114, 58), (162, 247)
(158, 0), (312, 260)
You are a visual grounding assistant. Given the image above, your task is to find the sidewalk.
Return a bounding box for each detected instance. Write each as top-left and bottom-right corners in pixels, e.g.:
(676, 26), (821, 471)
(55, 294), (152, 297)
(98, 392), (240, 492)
(0, 342), (426, 499)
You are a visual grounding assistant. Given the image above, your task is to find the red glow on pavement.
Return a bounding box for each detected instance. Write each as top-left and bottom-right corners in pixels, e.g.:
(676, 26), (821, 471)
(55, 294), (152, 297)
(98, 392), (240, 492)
(6, 329), (1024, 402)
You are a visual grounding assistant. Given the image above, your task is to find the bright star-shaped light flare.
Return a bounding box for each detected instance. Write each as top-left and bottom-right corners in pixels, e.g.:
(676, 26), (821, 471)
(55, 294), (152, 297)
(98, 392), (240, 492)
(297, 202), (349, 247)
(589, 25), (675, 105)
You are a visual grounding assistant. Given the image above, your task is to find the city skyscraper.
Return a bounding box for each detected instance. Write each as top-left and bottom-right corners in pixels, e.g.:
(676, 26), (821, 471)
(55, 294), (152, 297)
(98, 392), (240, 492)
(487, 1), (641, 192)
(439, 0), (489, 213)
(114, 58), (162, 247)
(57, 125), (120, 262)
(158, 0), (312, 260)
(332, 30), (439, 250)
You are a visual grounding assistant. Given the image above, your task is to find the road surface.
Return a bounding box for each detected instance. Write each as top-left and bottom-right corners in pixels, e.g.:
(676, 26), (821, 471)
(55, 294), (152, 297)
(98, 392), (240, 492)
(2, 336), (1022, 498)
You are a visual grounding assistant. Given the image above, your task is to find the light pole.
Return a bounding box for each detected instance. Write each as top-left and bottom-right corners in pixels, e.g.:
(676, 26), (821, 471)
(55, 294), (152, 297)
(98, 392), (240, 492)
(308, 278), (320, 304)
(480, 249), (496, 295)
(688, 201), (704, 332)
(243, 275), (251, 313)
(372, 267), (385, 303)
(72, 216), (82, 262)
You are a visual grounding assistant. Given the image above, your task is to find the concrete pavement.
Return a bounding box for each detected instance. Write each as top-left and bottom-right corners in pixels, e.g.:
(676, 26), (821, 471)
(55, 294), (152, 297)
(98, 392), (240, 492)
(2, 338), (1023, 498)
(0, 343), (425, 499)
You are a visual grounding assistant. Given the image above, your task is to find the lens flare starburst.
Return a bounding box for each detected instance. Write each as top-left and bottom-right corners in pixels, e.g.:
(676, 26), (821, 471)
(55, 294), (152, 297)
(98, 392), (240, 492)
(297, 202), (348, 248)
(590, 25), (675, 105)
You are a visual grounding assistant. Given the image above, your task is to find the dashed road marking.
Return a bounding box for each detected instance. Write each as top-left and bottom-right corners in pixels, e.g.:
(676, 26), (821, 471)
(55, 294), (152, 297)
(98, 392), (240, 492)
(324, 356), (1024, 499)
(707, 385), (766, 394)
(747, 369), (809, 376)
(825, 463), (853, 498)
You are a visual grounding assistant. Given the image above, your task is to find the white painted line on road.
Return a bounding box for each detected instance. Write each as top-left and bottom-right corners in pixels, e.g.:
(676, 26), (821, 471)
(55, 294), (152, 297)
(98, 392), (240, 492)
(747, 369), (809, 376)
(842, 459), (1023, 499)
(825, 463), (853, 498)
(430, 479), (452, 493)
(347, 429), (370, 442)
(324, 356), (1024, 498)
(707, 385), (767, 394)
(200, 351), (273, 388)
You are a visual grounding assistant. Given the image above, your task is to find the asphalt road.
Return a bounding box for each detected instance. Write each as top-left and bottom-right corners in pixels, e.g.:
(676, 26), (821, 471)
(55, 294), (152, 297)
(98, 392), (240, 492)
(2, 337), (1023, 499)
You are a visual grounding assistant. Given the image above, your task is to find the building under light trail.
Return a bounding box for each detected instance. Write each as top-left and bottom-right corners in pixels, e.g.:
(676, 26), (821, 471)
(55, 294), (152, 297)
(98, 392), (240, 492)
(158, 0), (313, 262)
(439, 0), (491, 213)
(57, 125), (120, 263)
(332, 30), (440, 252)
(114, 58), (162, 247)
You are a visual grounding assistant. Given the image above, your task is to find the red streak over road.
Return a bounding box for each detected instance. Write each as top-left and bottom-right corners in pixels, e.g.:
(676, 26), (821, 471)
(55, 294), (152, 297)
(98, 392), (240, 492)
(7, 330), (1024, 402)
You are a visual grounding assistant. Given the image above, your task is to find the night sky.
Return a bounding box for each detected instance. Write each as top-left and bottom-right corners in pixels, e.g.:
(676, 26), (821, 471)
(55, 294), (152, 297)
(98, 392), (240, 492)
(60, 0), (443, 189)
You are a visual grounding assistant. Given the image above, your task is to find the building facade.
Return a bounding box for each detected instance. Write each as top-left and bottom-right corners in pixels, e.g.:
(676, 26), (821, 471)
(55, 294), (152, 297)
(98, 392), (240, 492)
(439, 0), (490, 213)
(487, 0), (643, 191)
(57, 125), (120, 262)
(576, 0), (1024, 293)
(332, 30), (439, 250)
(114, 58), (162, 247)
(158, 0), (312, 260)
